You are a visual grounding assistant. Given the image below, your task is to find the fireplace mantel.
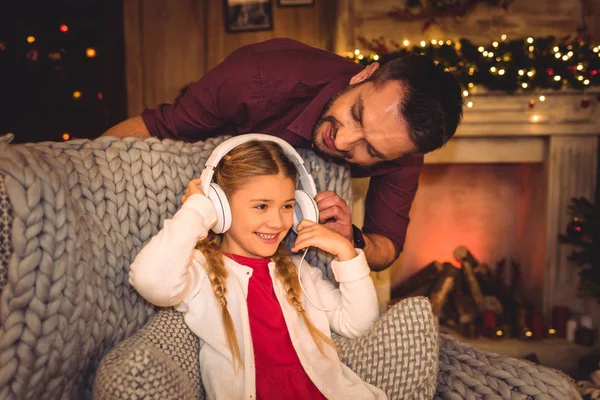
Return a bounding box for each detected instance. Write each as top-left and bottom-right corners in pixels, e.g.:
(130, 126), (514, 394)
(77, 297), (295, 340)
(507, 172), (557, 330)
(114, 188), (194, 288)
(421, 89), (600, 316)
(426, 90), (600, 164)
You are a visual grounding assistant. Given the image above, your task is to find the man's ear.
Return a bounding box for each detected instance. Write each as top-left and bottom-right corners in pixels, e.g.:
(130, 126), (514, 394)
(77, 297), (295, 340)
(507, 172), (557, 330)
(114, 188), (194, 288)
(349, 62), (380, 85)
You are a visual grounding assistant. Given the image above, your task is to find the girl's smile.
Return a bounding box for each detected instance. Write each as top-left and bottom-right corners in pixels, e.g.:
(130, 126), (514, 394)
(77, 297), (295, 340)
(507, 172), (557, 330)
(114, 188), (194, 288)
(220, 173), (295, 258)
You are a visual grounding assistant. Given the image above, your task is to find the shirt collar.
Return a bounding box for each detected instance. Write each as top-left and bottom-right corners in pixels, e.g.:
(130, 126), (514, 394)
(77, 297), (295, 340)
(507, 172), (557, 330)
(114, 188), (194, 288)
(286, 72), (356, 141)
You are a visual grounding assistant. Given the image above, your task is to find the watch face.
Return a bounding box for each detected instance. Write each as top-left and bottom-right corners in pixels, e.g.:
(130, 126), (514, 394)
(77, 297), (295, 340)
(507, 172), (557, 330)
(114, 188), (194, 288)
(352, 225), (366, 248)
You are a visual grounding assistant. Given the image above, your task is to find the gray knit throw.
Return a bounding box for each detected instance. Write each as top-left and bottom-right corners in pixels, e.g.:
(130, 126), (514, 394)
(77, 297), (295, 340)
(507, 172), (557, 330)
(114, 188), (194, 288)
(0, 136), (351, 400)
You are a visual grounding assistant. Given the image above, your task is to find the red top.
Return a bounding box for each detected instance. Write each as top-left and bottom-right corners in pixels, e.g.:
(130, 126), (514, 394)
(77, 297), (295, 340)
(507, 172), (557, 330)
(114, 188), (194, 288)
(142, 38), (423, 258)
(226, 253), (327, 400)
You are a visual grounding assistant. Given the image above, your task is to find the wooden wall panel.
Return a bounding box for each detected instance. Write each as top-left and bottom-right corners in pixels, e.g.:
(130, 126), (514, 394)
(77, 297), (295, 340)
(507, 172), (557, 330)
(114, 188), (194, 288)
(205, 0), (335, 70)
(123, 0), (336, 117)
(140, 1), (206, 111)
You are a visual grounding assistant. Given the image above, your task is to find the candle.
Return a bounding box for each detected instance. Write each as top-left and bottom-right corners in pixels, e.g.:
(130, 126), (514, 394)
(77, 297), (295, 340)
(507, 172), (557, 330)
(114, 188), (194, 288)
(566, 319), (578, 342)
(530, 312), (544, 341)
(482, 310), (496, 337)
(581, 315), (593, 330)
(552, 306), (569, 338)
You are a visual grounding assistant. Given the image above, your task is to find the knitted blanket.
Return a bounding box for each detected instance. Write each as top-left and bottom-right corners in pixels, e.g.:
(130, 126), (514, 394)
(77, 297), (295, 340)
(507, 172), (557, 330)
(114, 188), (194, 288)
(0, 135), (581, 400)
(0, 135), (350, 400)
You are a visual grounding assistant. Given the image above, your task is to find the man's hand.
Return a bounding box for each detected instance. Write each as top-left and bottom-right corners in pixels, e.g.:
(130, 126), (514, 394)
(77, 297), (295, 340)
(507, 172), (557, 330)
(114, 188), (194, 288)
(315, 191), (353, 243)
(291, 220), (356, 261)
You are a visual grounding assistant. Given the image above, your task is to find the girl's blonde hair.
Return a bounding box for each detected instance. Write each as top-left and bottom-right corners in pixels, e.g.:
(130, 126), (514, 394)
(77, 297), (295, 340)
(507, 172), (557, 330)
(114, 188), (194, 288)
(196, 141), (333, 368)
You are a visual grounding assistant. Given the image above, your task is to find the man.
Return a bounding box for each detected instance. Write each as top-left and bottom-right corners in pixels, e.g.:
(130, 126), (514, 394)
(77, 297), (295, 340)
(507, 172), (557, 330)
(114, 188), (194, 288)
(103, 38), (463, 271)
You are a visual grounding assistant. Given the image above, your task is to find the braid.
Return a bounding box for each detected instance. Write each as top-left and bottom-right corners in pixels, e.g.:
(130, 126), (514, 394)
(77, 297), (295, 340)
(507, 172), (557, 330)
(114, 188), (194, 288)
(196, 232), (242, 369)
(272, 246), (334, 355)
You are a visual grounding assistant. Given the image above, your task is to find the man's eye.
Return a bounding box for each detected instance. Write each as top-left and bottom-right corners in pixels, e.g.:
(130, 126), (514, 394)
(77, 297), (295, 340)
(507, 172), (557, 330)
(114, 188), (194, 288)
(351, 104), (360, 123)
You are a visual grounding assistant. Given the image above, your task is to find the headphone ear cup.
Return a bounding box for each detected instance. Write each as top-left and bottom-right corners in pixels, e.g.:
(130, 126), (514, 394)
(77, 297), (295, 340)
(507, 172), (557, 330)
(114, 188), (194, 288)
(293, 190), (319, 233)
(207, 183), (232, 234)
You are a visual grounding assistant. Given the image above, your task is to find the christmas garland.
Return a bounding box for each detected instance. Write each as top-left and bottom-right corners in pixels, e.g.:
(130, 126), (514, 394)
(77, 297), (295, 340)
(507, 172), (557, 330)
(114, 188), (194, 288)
(351, 35), (600, 94)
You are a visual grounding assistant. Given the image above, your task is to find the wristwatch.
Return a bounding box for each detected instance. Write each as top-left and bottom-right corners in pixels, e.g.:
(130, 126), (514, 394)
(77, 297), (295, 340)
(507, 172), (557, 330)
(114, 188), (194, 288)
(352, 224), (366, 249)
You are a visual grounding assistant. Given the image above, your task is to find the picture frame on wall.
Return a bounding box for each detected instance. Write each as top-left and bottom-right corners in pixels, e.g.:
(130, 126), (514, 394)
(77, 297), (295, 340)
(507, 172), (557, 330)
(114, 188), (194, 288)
(223, 0), (273, 33)
(278, 0), (314, 6)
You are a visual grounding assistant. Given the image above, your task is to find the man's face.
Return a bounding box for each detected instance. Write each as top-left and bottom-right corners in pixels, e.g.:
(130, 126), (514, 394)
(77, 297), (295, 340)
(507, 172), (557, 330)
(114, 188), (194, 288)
(312, 80), (416, 166)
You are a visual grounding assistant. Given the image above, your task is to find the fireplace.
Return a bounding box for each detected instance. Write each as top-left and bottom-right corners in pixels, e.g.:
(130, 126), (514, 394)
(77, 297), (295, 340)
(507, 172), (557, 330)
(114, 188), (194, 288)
(353, 89), (600, 319)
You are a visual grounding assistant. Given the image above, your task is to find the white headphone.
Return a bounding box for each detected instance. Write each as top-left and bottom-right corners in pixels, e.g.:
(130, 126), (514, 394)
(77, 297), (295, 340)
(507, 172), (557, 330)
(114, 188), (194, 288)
(199, 134), (319, 234)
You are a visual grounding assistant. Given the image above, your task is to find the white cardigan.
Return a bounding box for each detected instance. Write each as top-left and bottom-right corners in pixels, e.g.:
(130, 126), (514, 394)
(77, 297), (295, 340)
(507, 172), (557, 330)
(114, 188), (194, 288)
(129, 194), (387, 400)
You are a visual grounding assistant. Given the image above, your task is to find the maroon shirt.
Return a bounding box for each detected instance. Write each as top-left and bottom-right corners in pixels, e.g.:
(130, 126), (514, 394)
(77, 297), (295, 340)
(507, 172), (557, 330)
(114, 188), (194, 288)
(142, 38), (422, 257)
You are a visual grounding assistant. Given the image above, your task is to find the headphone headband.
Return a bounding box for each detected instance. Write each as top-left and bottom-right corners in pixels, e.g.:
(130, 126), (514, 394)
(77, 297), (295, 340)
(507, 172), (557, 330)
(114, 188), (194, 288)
(199, 134), (317, 196)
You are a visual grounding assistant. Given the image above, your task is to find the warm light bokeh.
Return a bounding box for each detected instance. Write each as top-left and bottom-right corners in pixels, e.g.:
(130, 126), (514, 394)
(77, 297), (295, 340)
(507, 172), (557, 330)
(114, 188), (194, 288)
(391, 163), (547, 308)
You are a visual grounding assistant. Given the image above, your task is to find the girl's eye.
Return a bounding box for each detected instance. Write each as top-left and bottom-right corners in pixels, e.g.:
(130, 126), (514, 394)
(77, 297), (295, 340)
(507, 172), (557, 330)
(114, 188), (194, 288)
(283, 204), (294, 210)
(255, 204), (267, 210)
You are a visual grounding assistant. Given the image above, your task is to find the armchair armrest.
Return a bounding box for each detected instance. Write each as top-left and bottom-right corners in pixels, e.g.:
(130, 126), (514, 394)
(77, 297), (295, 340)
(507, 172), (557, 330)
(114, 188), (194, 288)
(93, 308), (204, 400)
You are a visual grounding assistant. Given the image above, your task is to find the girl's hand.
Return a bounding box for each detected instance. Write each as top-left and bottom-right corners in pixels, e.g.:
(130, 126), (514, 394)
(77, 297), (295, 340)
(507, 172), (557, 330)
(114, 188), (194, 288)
(181, 178), (206, 204)
(291, 220), (357, 261)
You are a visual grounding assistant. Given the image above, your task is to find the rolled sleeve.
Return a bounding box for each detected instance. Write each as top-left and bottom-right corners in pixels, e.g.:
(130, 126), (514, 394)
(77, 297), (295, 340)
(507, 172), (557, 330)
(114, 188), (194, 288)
(361, 155), (423, 258)
(330, 249), (371, 282)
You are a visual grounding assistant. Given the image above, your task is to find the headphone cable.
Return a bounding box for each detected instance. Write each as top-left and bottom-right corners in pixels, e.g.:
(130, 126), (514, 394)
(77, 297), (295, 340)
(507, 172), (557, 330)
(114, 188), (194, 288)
(297, 247), (341, 312)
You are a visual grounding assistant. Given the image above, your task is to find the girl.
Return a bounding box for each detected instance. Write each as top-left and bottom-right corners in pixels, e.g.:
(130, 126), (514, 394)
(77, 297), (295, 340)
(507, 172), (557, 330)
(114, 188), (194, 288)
(129, 140), (386, 400)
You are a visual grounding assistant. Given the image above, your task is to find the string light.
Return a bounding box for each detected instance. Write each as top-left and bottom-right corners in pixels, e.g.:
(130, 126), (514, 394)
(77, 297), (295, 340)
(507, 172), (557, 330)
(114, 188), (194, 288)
(354, 49), (360, 55)
(352, 35), (600, 93)
(59, 24), (69, 33)
(85, 47), (97, 58)
(26, 36), (36, 44)
(584, 79), (590, 85)
(73, 91), (82, 99)
(62, 133), (70, 141)
(467, 101), (473, 108)
(539, 95), (546, 101)
(531, 115), (540, 122)
(462, 90), (469, 97)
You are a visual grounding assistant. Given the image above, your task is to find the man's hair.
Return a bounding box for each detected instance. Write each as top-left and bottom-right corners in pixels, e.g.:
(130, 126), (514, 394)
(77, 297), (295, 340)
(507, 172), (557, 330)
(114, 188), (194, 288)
(369, 54), (463, 154)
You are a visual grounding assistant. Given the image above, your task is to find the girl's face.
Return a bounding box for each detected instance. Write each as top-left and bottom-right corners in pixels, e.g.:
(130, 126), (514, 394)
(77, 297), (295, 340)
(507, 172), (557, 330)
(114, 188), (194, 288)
(221, 173), (295, 259)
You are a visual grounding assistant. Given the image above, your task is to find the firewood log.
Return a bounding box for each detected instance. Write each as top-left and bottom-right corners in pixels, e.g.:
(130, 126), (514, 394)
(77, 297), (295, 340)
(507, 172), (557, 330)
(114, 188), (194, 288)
(429, 263), (459, 316)
(391, 261), (443, 299)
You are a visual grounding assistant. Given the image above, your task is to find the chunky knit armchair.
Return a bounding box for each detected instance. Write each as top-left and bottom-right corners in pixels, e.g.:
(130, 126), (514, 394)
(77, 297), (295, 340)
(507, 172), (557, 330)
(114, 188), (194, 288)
(0, 135), (580, 399)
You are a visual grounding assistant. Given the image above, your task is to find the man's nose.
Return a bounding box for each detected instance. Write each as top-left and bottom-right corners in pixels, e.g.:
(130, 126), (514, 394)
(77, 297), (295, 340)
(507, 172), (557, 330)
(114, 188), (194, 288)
(334, 128), (361, 153)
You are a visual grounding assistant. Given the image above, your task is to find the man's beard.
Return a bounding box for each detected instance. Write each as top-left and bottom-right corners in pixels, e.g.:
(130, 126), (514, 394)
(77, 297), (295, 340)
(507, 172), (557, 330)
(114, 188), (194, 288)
(310, 85), (354, 166)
